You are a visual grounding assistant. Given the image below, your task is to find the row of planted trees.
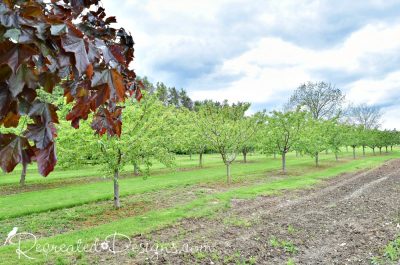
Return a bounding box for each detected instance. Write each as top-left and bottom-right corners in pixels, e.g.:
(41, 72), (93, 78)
(259, 111), (399, 173)
(5, 81), (400, 208)
(53, 88), (400, 207)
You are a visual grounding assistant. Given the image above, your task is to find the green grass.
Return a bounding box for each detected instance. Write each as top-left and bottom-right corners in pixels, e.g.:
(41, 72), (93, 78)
(269, 236), (297, 253)
(287, 258), (296, 265)
(0, 150), (397, 264)
(371, 235), (400, 264)
(0, 146), (377, 186)
(0, 152), (348, 220)
(223, 216), (252, 228)
(0, 154), (224, 186)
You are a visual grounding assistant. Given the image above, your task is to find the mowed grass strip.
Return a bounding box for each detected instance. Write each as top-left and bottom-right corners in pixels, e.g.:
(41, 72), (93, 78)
(0, 153), (331, 220)
(0, 155), (227, 196)
(0, 153), (397, 264)
(0, 154), (225, 186)
(0, 147), (374, 186)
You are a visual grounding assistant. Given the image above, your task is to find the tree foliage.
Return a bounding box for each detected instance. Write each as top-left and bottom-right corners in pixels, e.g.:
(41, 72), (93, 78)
(197, 102), (262, 183)
(261, 110), (305, 173)
(0, 0), (141, 176)
(298, 117), (330, 166)
(175, 109), (210, 166)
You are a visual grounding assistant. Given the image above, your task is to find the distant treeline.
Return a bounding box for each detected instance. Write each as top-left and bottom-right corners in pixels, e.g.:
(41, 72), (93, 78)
(137, 76), (231, 111)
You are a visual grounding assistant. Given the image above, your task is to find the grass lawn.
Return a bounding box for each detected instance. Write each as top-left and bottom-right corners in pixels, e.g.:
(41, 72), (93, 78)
(0, 149), (398, 264)
(0, 153), (224, 186)
(0, 152), (338, 220)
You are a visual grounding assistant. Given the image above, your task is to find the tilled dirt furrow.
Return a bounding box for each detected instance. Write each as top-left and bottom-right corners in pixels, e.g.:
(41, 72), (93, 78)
(91, 159), (400, 265)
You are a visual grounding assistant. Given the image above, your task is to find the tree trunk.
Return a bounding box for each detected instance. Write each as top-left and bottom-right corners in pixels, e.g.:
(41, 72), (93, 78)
(391, 145), (393, 151)
(199, 152), (203, 167)
(346, 146), (349, 152)
(113, 169), (120, 208)
(379, 147), (382, 155)
(362, 145), (366, 156)
(20, 163), (27, 186)
(325, 149), (328, 155)
(273, 152), (276, 159)
(243, 150), (247, 163)
(335, 152), (338, 161)
(315, 152), (319, 167)
(296, 151), (298, 158)
(226, 163), (231, 184)
(282, 152), (286, 174)
(373, 148), (376, 156)
(114, 148), (122, 209)
(133, 162), (139, 176)
(385, 146), (388, 153)
(352, 146), (356, 159)
(189, 153), (192, 160)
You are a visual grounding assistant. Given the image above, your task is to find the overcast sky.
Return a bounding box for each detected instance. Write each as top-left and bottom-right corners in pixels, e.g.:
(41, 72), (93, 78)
(102, 0), (400, 129)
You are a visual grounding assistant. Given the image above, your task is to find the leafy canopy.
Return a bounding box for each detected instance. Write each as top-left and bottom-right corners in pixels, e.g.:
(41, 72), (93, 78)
(197, 102), (262, 164)
(262, 110), (305, 155)
(0, 0), (142, 176)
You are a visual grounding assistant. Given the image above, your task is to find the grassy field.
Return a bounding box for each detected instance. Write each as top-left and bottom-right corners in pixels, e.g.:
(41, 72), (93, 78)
(0, 154), (224, 186)
(0, 149), (398, 264)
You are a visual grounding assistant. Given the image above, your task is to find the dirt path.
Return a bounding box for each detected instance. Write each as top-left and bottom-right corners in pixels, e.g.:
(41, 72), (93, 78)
(92, 159), (400, 265)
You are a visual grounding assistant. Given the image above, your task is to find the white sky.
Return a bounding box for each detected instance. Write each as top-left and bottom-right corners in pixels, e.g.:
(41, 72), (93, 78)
(102, 0), (400, 129)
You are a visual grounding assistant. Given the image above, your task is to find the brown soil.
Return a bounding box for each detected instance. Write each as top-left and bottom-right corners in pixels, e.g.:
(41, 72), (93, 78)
(92, 159), (400, 265)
